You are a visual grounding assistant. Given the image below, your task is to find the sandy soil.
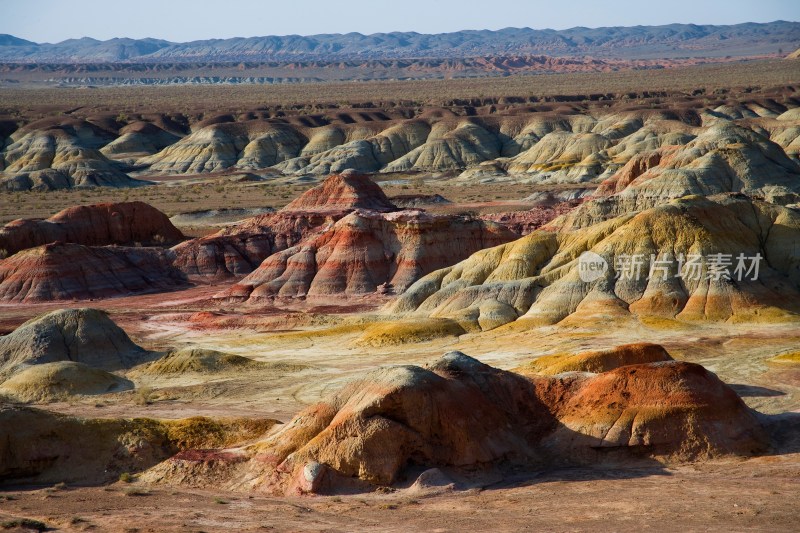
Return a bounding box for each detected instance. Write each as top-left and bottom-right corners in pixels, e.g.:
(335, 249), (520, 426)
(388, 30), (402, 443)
(3, 301), (793, 532)
(1, 455), (798, 532)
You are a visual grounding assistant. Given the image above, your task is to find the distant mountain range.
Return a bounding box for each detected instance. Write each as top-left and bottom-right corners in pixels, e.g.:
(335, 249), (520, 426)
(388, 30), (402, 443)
(0, 22), (798, 63)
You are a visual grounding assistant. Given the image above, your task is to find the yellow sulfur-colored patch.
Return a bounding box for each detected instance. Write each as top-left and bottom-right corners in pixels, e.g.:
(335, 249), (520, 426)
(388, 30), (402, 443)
(268, 323), (373, 341)
(766, 351), (800, 366)
(354, 318), (466, 347)
(515, 342), (673, 375)
(159, 417), (279, 449)
(727, 308), (800, 324)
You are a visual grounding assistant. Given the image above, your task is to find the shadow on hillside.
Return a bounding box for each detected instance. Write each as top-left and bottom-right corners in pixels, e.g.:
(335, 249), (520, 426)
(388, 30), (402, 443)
(729, 384), (786, 397)
(759, 411), (800, 454)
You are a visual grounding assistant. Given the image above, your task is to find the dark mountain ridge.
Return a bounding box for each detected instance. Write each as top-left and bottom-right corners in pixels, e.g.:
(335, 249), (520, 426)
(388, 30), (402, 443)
(0, 21), (797, 62)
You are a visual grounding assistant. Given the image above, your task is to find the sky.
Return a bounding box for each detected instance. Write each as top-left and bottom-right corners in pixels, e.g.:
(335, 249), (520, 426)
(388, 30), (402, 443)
(1, 0), (798, 43)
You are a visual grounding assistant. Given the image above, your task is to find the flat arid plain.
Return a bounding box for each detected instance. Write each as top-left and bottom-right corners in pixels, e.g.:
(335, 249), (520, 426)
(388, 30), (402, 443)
(0, 19), (799, 532)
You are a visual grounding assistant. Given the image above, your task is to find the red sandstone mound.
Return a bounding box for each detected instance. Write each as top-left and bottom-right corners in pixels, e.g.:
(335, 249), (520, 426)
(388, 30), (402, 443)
(282, 169), (397, 212)
(0, 201), (184, 256)
(538, 361), (763, 462)
(220, 209), (517, 301)
(144, 351), (765, 494)
(171, 210), (342, 278)
(594, 147), (676, 196)
(0, 242), (188, 302)
(172, 171), (397, 278)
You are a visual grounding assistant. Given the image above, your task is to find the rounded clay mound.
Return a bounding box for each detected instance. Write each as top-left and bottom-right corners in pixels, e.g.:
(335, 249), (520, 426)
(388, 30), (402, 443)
(0, 406), (279, 485)
(517, 342), (674, 375)
(0, 308), (151, 374)
(354, 318), (467, 347)
(138, 347), (304, 375)
(282, 170), (397, 212)
(0, 201), (184, 256)
(0, 361), (133, 403)
(144, 352), (766, 495)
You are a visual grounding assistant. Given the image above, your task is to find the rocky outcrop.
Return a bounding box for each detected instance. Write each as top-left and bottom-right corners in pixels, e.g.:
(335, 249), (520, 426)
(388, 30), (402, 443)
(584, 123), (800, 219)
(0, 308), (149, 373)
(538, 358), (765, 461)
(0, 243), (188, 303)
(220, 210), (517, 300)
(143, 352), (765, 494)
(506, 131), (612, 177)
(384, 122), (500, 171)
(171, 171), (397, 278)
(0, 201), (184, 256)
(171, 210), (342, 278)
(593, 148), (674, 196)
(390, 194), (800, 327)
(276, 122), (430, 175)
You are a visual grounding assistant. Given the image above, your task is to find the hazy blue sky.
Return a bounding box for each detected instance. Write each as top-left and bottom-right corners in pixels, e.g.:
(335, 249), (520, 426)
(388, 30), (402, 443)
(2, 0), (798, 43)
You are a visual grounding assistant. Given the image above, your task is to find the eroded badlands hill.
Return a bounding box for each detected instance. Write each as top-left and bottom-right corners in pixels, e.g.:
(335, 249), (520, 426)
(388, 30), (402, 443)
(221, 209), (515, 300)
(171, 171), (398, 278)
(0, 405), (277, 485)
(391, 194), (800, 327)
(0, 242), (188, 302)
(0, 308), (150, 374)
(142, 351), (765, 494)
(0, 120), (149, 190)
(3, 90), (799, 205)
